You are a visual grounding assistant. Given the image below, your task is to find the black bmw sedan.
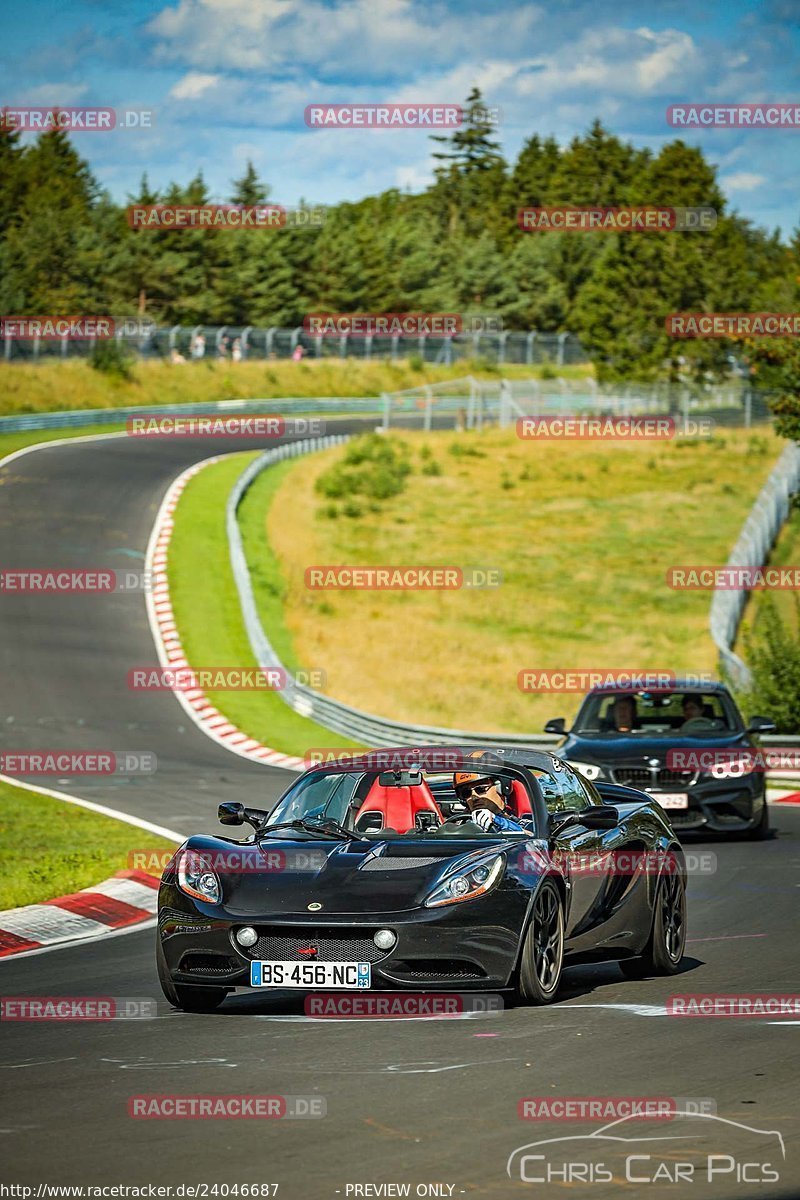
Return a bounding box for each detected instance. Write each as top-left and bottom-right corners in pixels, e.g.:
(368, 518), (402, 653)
(545, 679), (774, 838)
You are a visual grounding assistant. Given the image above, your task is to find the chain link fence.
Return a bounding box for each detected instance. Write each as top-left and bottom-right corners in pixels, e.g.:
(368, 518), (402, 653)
(380, 375), (776, 431)
(2, 324), (588, 367)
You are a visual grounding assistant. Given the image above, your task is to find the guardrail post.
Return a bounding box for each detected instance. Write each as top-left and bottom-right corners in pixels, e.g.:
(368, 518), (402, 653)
(381, 392), (391, 432)
(424, 386), (433, 432)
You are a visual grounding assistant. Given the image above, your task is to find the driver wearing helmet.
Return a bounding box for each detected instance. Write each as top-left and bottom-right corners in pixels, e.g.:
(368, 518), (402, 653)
(453, 768), (531, 833)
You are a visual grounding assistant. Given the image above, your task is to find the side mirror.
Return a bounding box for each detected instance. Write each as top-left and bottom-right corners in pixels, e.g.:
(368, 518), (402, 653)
(580, 804), (619, 830)
(747, 716), (776, 734)
(218, 801), (245, 826)
(548, 810), (581, 835)
(544, 718), (567, 735)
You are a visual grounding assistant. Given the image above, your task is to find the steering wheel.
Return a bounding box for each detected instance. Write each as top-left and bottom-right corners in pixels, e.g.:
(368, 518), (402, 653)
(439, 812), (481, 830)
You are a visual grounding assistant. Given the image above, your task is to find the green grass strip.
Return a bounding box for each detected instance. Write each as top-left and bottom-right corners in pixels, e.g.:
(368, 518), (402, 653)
(168, 452), (360, 756)
(0, 779), (177, 910)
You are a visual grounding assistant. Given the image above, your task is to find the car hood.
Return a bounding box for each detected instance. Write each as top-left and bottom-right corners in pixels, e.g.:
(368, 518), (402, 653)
(188, 835), (520, 916)
(560, 732), (748, 762)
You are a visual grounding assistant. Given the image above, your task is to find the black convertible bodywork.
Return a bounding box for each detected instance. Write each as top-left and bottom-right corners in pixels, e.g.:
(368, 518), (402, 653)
(156, 747), (687, 1011)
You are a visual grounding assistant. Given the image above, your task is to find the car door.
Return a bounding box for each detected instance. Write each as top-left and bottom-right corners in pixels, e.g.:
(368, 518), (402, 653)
(537, 762), (609, 943)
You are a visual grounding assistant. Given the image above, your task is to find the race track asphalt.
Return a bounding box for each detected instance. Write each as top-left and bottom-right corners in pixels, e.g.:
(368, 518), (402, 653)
(0, 427), (798, 1199)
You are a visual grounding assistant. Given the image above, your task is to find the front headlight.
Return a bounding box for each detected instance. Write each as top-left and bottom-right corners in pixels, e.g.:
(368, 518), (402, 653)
(177, 850), (222, 904)
(570, 761), (603, 781)
(424, 854), (504, 908)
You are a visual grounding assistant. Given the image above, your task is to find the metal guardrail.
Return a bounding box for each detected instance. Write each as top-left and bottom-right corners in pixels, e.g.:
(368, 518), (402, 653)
(0, 396), (385, 435)
(710, 442), (800, 688)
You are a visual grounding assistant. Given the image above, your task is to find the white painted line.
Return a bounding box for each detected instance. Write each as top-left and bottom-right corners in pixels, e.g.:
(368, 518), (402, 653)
(0, 775), (184, 842)
(0, 429), (130, 472)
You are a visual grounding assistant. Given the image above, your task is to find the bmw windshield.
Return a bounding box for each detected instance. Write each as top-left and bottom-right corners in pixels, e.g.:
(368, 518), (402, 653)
(571, 690), (741, 738)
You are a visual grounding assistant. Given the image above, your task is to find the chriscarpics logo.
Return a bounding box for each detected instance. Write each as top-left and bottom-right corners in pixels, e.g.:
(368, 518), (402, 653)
(507, 1112), (785, 1187)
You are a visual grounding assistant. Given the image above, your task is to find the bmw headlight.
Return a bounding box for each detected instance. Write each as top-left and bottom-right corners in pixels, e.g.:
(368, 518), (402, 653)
(424, 854), (504, 908)
(570, 761), (603, 781)
(177, 850), (222, 904)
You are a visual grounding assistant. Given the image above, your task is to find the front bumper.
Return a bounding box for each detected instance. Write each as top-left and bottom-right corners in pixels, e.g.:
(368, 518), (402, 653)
(639, 778), (766, 834)
(158, 880), (530, 992)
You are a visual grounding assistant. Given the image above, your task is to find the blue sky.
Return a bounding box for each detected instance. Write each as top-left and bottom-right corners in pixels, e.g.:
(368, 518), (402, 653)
(3, 0), (799, 236)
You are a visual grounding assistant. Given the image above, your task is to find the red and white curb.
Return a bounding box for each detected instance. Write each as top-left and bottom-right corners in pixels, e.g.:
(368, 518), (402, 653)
(0, 869), (159, 958)
(145, 457), (305, 772)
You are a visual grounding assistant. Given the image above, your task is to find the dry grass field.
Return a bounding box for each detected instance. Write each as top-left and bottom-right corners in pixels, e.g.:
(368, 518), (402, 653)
(261, 424), (784, 734)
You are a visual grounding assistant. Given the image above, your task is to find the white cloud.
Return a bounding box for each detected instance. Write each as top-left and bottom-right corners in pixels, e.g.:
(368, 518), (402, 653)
(721, 171), (767, 191)
(169, 72), (221, 100)
(146, 0), (542, 77)
(22, 82), (89, 104)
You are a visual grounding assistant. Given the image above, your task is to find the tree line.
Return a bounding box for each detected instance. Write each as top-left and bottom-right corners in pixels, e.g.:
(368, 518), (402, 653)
(1, 89), (798, 380)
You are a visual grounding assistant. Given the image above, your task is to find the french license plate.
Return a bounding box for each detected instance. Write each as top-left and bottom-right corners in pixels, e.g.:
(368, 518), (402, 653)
(650, 793), (689, 810)
(250, 960), (371, 989)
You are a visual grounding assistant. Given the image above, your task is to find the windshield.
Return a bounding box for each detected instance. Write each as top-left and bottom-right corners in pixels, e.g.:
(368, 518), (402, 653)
(572, 690), (741, 738)
(266, 759), (538, 837)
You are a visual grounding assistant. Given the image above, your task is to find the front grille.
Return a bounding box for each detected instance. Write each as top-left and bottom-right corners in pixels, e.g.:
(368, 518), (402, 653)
(179, 953), (238, 976)
(361, 856), (441, 871)
(613, 767), (695, 787)
(243, 927), (386, 963)
(389, 959), (484, 980)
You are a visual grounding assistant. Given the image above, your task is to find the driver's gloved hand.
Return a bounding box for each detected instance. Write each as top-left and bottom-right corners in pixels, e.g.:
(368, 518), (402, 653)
(472, 808), (495, 832)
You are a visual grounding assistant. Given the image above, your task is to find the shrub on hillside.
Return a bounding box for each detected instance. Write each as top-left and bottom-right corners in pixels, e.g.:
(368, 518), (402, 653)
(315, 433), (412, 507)
(739, 597), (800, 732)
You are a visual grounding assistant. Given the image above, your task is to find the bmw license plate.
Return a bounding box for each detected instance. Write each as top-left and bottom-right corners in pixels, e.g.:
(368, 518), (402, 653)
(250, 960), (371, 989)
(651, 792), (689, 810)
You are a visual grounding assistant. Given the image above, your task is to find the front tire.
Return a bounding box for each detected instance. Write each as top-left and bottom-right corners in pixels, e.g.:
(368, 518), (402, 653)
(157, 937), (227, 1012)
(516, 880), (565, 1005)
(619, 869), (686, 979)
